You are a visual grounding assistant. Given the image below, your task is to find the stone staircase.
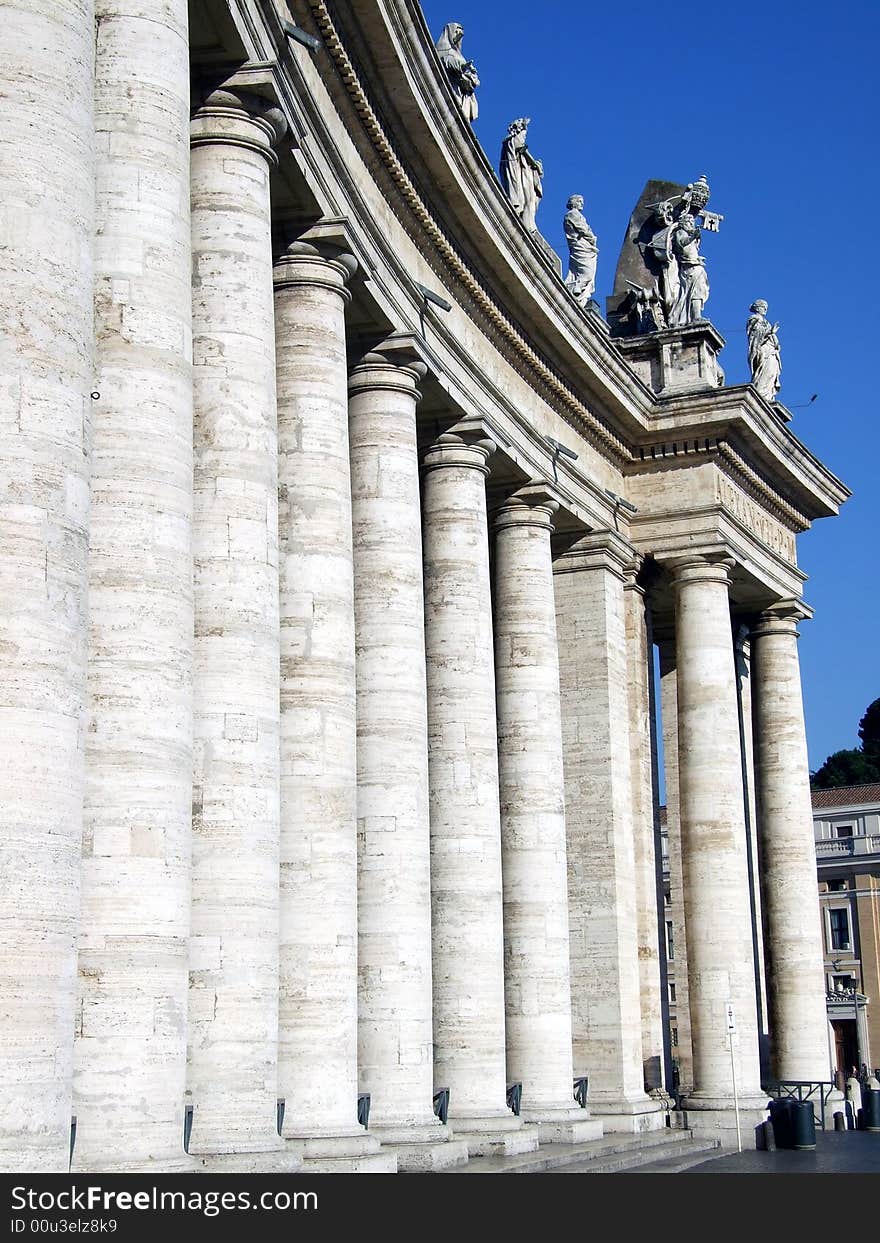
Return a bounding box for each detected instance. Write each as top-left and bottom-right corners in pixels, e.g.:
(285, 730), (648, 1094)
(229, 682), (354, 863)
(451, 1127), (723, 1174)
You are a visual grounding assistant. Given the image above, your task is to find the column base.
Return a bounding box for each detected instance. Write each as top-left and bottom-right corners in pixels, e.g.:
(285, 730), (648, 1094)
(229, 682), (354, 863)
(284, 1126), (396, 1172)
(71, 1155), (199, 1174)
(681, 1093), (769, 1150)
(521, 1106), (604, 1144)
(588, 1095), (668, 1134)
(449, 1113), (540, 1158)
(190, 1147), (303, 1173)
(371, 1120), (469, 1171)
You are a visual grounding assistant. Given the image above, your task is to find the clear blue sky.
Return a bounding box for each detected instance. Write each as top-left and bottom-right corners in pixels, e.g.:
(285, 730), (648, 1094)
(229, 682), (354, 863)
(422, 0), (879, 770)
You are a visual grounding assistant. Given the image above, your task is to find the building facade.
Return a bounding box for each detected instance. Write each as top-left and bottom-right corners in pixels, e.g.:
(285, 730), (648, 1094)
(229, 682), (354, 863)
(0, 0), (848, 1172)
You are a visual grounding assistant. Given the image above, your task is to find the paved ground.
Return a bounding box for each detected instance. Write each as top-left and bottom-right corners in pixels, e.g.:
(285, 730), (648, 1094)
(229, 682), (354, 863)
(686, 1129), (880, 1173)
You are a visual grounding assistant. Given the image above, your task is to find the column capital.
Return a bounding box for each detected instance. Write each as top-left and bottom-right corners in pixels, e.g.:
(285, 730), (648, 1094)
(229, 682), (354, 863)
(190, 88), (288, 165)
(665, 551), (735, 589)
(553, 528), (636, 580)
(273, 242), (357, 301)
(491, 482), (560, 534)
(348, 349), (426, 400)
(751, 598), (812, 639)
(421, 432), (496, 476)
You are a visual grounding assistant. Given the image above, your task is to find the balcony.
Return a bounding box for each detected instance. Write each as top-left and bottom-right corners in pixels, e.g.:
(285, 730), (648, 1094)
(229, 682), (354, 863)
(815, 834), (880, 859)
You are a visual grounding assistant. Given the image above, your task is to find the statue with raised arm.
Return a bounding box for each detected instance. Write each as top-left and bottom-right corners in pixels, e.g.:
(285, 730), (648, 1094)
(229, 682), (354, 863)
(563, 195), (598, 306)
(747, 299), (782, 400)
(500, 118), (543, 233)
(435, 23), (480, 123)
(668, 208), (710, 325)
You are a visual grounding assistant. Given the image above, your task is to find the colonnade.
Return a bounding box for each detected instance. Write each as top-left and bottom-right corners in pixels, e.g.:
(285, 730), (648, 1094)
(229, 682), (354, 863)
(0, 19), (831, 1172)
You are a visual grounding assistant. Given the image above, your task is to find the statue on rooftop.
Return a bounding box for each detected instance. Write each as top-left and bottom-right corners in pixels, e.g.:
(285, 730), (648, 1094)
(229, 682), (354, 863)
(500, 118), (543, 233)
(747, 299), (782, 401)
(563, 195), (599, 307)
(435, 23), (480, 124)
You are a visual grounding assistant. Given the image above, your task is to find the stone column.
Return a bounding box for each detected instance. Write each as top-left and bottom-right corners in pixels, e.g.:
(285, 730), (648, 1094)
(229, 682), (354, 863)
(350, 352), (467, 1171)
(658, 636), (694, 1093)
(494, 488), (601, 1143)
(554, 531), (660, 1132)
(624, 567), (667, 1098)
(750, 601), (830, 1082)
(0, 0), (95, 1173)
(422, 433), (528, 1156)
(669, 555), (765, 1136)
(71, 0), (193, 1172)
(187, 89), (294, 1169)
(272, 246), (390, 1172)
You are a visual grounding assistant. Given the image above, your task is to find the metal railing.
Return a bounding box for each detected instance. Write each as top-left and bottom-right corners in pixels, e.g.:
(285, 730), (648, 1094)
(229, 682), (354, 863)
(573, 1076), (589, 1109)
(770, 1081), (835, 1129)
(506, 1082), (522, 1116)
(433, 1088), (450, 1126)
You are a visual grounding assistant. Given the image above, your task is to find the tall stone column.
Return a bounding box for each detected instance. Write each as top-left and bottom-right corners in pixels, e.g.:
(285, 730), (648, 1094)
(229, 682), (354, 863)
(554, 532), (660, 1132)
(494, 488), (601, 1143)
(187, 89), (294, 1169)
(71, 0), (193, 1172)
(422, 433), (529, 1156)
(349, 352), (467, 1171)
(750, 601), (829, 1082)
(624, 567), (668, 1098)
(0, 0), (95, 1173)
(669, 555), (765, 1137)
(272, 246), (391, 1172)
(657, 635), (694, 1093)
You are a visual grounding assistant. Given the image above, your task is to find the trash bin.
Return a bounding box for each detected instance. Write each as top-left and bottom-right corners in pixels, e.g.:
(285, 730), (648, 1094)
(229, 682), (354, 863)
(789, 1099), (816, 1150)
(768, 1098), (793, 1149)
(862, 1088), (880, 1133)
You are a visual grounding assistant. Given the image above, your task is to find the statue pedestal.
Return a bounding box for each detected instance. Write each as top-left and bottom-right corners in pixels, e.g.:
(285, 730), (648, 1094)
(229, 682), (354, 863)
(615, 321), (725, 397)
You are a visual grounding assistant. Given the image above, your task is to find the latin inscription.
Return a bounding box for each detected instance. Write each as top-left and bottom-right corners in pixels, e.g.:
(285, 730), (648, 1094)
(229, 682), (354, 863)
(718, 477), (797, 564)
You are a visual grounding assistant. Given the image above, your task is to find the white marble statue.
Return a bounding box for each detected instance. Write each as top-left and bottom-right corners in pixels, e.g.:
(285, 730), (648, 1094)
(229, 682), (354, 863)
(435, 23), (479, 123)
(747, 299), (782, 401)
(563, 195), (598, 306)
(500, 118), (543, 233)
(668, 210), (709, 325)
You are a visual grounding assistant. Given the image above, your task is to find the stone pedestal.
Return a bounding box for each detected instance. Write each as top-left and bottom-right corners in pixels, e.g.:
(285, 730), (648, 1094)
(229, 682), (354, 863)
(422, 433), (525, 1154)
(272, 245), (388, 1171)
(187, 90), (293, 1164)
(751, 602), (830, 1083)
(494, 488), (602, 1145)
(350, 353), (466, 1171)
(71, 0), (194, 1173)
(615, 322), (724, 396)
(554, 532), (662, 1134)
(668, 555), (765, 1133)
(0, 0), (95, 1173)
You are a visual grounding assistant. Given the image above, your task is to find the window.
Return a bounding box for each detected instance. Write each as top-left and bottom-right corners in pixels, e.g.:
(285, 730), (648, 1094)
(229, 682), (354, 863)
(670, 1025), (678, 1047)
(666, 921), (674, 961)
(831, 973), (856, 992)
(828, 879), (847, 892)
(836, 824), (854, 838)
(828, 907), (851, 951)
(668, 982), (677, 1005)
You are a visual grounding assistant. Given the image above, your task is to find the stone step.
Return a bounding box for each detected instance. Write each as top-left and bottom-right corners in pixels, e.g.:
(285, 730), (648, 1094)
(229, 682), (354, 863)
(624, 1143), (728, 1174)
(454, 1125), (706, 1174)
(563, 1137), (723, 1174)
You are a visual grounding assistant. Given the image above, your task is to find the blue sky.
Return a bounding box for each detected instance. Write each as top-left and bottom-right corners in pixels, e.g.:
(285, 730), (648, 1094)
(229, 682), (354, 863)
(421, 0), (879, 769)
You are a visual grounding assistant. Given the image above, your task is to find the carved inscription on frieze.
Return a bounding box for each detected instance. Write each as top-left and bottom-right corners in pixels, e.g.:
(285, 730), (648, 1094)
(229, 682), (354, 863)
(718, 477), (797, 564)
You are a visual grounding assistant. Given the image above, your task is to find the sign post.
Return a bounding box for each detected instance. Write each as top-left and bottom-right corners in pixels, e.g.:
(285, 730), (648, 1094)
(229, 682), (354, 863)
(726, 1001), (742, 1153)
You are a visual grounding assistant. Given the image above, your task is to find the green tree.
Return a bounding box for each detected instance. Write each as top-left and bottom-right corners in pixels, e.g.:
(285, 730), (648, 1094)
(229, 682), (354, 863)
(811, 696), (880, 789)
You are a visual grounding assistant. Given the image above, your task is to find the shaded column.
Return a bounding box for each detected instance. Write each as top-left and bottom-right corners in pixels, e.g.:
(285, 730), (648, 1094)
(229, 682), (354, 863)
(669, 555), (765, 1133)
(72, 0), (193, 1172)
(187, 89), (293, 1167)
(350, 352), (467, 1171)
(554, 532), (660, 1132)
(751, 601), (830, 1082)
(0, 0), (95, 1173)
(494, 488), (601, 1143)
(272, 246), (390, 1171)
(624, 566), (667, 1098)
(423, 433), (525, 1154)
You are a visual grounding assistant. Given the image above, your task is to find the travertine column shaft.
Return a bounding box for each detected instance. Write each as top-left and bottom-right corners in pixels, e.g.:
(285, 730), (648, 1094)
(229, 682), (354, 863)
(494, 489), (588, 1132)
(273, 247), (382, 1164)
(658, 638), (694, 1093)
(670, 557), (763, 1107)
(554, 533), (658, 1129)
(0, 0), (95, 1173)
(349, 354), (441, 1137)
(625, 572), (666, 1094)
(72, 0), (193, 1171)
(187, 91), (286, 1157)
(751, 602), (829, 1081)
(422, 434), (509, 1126)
